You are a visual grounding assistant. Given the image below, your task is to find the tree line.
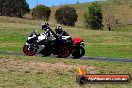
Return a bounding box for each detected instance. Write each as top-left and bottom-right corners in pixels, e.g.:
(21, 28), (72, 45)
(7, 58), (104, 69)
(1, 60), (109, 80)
(31, 3), (102, 29)
(0, 0), (116, 31)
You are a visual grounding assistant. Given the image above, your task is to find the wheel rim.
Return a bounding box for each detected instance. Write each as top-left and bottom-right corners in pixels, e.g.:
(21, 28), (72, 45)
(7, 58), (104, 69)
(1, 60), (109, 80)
(59, 46), (70, 58)
(23, 45), (36, 56)
(73, 46), (85, 58)
(75, 49), (81, 55)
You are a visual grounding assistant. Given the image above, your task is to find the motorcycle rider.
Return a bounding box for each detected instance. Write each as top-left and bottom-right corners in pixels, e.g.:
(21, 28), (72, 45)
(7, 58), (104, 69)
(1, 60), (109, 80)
(55, 26), (69, 37)
(41, 22), (56, 41)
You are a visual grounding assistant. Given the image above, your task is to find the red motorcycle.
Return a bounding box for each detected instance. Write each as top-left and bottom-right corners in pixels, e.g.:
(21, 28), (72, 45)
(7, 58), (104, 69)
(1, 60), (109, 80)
(54, 35), (85, 58)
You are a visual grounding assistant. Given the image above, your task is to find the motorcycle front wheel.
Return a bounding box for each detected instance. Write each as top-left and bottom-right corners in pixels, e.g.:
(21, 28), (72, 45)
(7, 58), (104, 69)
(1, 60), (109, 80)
(72, 46), (85, 59)
(23, 45), (37, 56)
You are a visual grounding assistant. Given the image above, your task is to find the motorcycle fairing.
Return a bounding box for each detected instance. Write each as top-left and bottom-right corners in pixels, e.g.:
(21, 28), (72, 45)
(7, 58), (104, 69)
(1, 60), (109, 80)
(73, 38), (83, 45)
(62, 36), (71, 40)
(37, 33), (47, 42)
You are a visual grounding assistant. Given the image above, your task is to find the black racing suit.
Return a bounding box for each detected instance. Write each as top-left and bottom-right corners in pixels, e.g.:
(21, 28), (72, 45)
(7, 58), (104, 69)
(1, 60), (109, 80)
(56, 31), (69, 37)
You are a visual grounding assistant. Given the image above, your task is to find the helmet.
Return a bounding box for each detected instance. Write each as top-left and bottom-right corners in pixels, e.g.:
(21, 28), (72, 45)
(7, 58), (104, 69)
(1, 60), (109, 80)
(55, 26), (63, 34)
(42, 22), (49, 31)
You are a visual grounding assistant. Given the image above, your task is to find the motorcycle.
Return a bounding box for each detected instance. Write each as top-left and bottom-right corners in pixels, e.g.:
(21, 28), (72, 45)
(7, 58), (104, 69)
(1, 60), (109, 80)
(72, 37), (85, 58)
(23, 29), (85, 58)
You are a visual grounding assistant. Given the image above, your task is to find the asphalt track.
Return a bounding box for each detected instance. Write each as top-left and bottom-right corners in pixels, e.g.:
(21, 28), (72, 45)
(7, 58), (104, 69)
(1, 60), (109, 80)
(0, 51), (132, 62)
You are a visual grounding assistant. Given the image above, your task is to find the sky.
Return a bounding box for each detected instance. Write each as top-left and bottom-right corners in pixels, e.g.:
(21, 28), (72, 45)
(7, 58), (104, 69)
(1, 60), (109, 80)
(26, 0), (102, 8)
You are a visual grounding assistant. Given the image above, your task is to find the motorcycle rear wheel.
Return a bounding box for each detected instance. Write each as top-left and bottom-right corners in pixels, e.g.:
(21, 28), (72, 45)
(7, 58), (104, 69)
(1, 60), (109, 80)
(58, 46), (70, 58)
(23, 45), (37, 56)
(72, 46), (85, 59)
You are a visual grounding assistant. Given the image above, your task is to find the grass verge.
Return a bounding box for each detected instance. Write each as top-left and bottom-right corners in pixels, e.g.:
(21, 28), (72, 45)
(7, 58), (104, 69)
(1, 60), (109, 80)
(0, 55), (132, 88)
(0, 24), (131, 58)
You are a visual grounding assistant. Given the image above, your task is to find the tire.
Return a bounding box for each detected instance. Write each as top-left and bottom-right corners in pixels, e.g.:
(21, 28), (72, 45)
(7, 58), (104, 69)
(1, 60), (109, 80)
(72, 46), (85, 59)
(23, 45), (37, 56)
(41, 47), (52, 57)
(58, 46), (70, 58)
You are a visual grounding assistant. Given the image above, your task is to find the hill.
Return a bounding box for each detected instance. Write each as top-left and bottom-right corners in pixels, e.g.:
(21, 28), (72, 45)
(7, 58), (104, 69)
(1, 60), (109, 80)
(0, 0), (132, 29)
(50, 0), (132, 27)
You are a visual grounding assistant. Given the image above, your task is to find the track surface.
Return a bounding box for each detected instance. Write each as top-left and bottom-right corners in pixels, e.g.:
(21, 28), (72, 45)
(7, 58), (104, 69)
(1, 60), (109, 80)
(0, 51), (132, 62)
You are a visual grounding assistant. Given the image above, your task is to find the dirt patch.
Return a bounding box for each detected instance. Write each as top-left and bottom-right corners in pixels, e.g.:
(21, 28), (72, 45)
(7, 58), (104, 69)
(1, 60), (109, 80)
(0, 58), (97, 75)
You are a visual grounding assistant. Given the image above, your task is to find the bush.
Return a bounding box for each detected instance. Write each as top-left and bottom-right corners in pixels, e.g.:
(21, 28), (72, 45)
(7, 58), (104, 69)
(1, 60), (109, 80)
(0, 0), (30, 18)
(84, 2), (103, 30)
(55, 6), (78, 26)
(31, 5), (51, 20)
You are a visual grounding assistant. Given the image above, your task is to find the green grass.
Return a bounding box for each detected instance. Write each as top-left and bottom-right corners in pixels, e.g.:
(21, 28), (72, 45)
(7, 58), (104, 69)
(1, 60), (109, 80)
(0, 55), (132, 88)
(86, 44), (132, 58)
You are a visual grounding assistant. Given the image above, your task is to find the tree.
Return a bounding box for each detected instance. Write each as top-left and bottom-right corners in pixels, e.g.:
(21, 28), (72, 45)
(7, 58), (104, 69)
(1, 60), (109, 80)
(84, 2), (103, 30)
(55, 5), (78, 26)
(31, 5), (51, 20)
(103, 6), (118, 31)
(17, 0), (30, 18)
(0, 0), (30, 18)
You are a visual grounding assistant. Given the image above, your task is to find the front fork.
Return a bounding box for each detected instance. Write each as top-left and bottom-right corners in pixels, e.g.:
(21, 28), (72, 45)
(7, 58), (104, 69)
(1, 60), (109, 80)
(73, 41), (85, 49)
(26, 43), (46, 54)
(72, 42), (85, 53)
